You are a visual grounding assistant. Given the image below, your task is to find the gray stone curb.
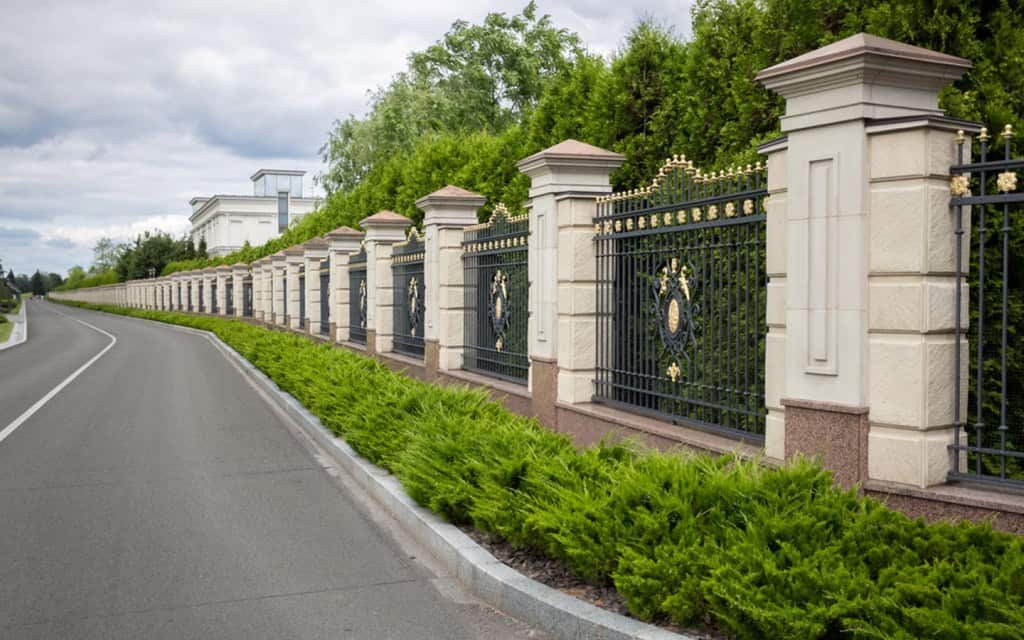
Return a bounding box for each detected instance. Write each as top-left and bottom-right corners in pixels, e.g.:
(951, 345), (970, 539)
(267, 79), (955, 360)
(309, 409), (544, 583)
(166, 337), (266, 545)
(0, 299), (28, 351)
(195, 326), (690, 640)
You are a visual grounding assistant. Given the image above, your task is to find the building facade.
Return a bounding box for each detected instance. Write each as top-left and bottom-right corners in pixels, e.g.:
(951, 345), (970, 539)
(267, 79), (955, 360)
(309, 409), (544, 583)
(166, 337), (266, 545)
(190, 169), (320, 257)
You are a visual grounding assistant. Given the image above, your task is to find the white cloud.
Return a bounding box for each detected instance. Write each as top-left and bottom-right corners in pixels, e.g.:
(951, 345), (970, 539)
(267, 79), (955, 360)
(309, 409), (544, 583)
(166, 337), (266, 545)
(0, 0), (694, 275)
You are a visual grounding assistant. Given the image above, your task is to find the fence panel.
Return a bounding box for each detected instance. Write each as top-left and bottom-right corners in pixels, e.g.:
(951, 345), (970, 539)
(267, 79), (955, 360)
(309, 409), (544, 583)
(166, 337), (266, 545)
(210, 283), (218, 314)
(226, 282), (234, 315)
(949, 126), (1024, 489)
(594, 158), (768, 442)
(242, 277), (253, 317)
(319, 260), (330, 335)
(298, 271), (306, 329)
(392, 230), (425, 358)
(462, 204), (530, 384)
(349, 244), (368, 345)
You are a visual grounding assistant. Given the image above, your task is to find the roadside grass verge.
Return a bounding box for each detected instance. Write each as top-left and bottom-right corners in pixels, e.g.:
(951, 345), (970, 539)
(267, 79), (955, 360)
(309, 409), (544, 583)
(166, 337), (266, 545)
(54, 300), (1024, 640)
(0, 315), (11, 343)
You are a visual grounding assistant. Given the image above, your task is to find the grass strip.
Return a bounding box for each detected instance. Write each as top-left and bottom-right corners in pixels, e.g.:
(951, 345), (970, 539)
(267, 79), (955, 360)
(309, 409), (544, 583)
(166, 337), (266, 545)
(54, 300), (1024, 640)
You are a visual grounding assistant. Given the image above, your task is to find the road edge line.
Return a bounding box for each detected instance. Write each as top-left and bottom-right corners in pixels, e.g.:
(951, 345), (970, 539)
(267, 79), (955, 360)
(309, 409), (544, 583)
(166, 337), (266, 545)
(0, 306), (117, 445)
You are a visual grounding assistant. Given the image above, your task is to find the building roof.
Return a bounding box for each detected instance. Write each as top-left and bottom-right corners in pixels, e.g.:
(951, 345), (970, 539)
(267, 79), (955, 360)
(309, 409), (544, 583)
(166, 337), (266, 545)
(250, 169), (306, 182)
(188, 193), (320, 223)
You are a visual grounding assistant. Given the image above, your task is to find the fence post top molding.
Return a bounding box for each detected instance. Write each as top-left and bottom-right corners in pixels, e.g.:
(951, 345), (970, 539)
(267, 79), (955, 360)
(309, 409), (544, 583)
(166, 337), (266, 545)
(360, 210), (412, 243)
(756, 33), (971, 132)
(516, 139), (624, 198)
(324, 225), (363, 239)
(418, 185), (486, 227)
(214, 265), (231, 272)
(325, 226), (365, 253)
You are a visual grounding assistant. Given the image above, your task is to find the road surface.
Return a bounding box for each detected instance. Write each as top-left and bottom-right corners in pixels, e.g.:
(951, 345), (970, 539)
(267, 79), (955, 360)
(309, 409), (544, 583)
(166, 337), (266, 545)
(0, 299), (542, 639)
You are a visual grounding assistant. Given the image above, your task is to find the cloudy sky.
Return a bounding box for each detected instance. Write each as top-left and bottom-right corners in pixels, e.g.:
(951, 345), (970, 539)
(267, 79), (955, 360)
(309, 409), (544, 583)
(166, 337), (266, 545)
(0, 0), (692, 276)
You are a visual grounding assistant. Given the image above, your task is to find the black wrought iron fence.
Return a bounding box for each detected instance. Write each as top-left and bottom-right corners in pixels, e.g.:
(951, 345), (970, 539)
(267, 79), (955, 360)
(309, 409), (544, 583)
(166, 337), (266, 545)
(950, 125), (1024, 489)
(594, 157), (768, 442)
(198, 282), (205, 313)
(349, 244), (368, 345)
(187, 283), (192, 311)
(392, 229), (425, 358)
(319, 260), (330, 335)
(210, 282), (218, 314)
(281, 272), (287, 321)
(242, 277), (253, 317)
(463, 204), (530, 384)
(226, 281), (234, 315)
(298, 270), (306, 329)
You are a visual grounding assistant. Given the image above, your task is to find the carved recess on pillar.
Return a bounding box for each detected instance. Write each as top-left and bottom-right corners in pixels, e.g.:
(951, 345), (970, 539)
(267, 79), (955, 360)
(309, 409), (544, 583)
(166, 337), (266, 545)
(806, 156), (838, 376)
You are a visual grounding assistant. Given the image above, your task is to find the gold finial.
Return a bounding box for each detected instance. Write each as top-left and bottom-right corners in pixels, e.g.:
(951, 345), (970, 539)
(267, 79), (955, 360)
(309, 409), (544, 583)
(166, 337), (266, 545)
(979, 127), (990, 142)
(1003, 124), (1014, 139)
(746, 163), (753, 174)
(956, 130), (965, 144)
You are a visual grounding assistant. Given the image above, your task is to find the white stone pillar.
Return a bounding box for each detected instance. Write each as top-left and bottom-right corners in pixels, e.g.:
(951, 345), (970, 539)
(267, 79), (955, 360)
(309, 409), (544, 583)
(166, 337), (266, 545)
(270, 252), (286, 326)
(360, 211), (412, 354)
(325, 226), (365, 343)
(417, 185), (487, 376)
(516, 140), (623, 423)
(302, 238), (329, 335)
(215, 266), (230, 315)
(284, 247), (304, 331)
(756, 33), (971, 487)
(231, 263), (248, 317)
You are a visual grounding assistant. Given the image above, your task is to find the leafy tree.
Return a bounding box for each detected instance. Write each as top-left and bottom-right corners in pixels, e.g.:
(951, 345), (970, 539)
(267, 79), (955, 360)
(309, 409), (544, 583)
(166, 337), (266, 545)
(197, 237), (208, 259)
(91, 237), (121, 273)
(29, 271), (45, 296)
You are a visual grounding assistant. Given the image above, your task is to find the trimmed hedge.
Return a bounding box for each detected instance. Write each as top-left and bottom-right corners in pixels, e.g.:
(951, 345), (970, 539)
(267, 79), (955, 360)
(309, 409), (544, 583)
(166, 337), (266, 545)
(55, 300), (1024, 639)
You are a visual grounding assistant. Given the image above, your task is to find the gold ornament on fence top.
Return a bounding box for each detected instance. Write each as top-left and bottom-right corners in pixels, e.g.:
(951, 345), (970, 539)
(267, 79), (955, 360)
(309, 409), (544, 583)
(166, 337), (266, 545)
(950, 175), (971, 197)
(998, 171), (1018, 194)
(666, 361), (681, 383)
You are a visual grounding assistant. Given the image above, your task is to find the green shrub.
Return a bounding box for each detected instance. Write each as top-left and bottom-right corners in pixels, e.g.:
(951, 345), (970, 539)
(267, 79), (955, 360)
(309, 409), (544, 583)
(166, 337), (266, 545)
(52, 300), (1024, 639)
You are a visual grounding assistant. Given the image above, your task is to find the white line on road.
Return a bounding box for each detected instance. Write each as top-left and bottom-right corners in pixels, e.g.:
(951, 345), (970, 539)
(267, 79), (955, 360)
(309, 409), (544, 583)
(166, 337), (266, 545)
(0, 305), (117, 446)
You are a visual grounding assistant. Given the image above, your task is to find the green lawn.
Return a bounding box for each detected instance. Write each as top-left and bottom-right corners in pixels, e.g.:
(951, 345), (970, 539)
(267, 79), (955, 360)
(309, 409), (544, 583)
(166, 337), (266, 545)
(0, 319), (13, 343)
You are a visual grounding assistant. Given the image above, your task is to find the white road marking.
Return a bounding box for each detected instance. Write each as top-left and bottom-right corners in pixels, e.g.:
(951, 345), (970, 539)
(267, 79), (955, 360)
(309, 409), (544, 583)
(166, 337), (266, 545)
(0, 305), (117, 446)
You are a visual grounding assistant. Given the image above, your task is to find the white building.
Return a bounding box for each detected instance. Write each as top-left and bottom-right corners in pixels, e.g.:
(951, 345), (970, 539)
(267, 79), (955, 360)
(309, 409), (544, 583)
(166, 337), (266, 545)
(189, 169), (321, 257)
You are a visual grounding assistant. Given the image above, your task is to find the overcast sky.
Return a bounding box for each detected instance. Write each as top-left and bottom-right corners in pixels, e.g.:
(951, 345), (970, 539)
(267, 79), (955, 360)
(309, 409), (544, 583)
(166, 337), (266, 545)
(0, 0), (693, 276)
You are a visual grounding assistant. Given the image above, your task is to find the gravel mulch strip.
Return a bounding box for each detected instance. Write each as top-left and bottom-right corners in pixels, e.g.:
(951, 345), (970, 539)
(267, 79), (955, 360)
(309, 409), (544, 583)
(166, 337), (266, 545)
(459, 526), (722, 640)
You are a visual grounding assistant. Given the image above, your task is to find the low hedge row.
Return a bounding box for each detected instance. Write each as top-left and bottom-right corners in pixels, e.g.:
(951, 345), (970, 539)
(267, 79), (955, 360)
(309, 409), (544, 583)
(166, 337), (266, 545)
(57, 300), (1024, 639)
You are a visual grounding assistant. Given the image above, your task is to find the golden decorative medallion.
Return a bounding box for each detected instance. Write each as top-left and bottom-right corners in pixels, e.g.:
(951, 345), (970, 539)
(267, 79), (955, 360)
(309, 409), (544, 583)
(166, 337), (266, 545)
(743, 199), (754, 215)
(692, 207), (702, 222)
(666, 361), (681, 383)
(725, 202), (736, 218)
(667, 298), (681, 333)
(494, 295), (503, 320)
(950, 174), (971, 197)
(997, 171), (1018, 193)
(664, 212), (673, 226)
(707, 205), (718, 220)
(626, 218), (634, 231)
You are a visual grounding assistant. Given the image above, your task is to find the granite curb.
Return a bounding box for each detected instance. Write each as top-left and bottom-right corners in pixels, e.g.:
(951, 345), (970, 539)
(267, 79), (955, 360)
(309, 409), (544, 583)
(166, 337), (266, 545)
(196, 326), (690, 640)
(0, 299), (28, 351)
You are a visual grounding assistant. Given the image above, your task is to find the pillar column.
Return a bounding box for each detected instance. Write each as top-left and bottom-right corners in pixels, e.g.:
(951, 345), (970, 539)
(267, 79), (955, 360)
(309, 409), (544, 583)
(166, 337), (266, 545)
(360, 211), (412, 355)
(302, 238), (329, 335)
(756, 33), (972, 487)
(270, 252), (286, 327)
(231, 263), (248, 317)
(325, 226), (365, 343)
(284, 247), (304, 331)
(417, 185), (487, 377)
(516, 140), (624, 425)
(214, 266), (229, 315)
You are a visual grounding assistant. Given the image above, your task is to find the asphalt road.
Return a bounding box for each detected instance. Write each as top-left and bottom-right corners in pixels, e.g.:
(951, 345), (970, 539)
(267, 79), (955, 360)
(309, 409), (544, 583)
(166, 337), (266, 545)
(0, 299), (542, 639)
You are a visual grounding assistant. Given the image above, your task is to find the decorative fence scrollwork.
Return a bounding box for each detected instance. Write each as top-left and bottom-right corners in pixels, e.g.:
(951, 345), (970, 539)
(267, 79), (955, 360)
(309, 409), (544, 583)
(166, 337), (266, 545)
(594, 155), (768, 441)
(392, 228), (426, 358)
(348, 243), (368, 345)
(949, 125), (1024, 489)
(463, 204), (530, 384)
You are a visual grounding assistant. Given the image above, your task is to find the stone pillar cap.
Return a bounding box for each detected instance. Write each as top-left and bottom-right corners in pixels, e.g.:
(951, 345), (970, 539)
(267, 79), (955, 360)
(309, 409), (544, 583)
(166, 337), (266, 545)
(215, 264), (231, 272)
(231, 262), (249, 269)
(324, 225), (364, 239)
(516, 139), (624, 173)
(756, 33), (970, 86)
(415, 185), (487, 209)
(283, 245), (305, 257)
(302, 237), (329, 250)
(359, 210), (411, 228)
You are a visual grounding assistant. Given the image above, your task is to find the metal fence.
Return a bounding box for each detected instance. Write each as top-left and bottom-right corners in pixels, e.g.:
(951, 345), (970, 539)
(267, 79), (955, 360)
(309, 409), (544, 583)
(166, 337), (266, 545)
(319, 260), (330, 335)
(226, 281), (234, 315)
(392, 229), (425, 358)
(281, 272), (287, 321)
(187, 283), (192, 311)
(210, 282), (218, 314)
(242, 277), (253, 317)
(198, 282), (204, 313)
(298, 270), (306, 329)
(349, 244), (368, 345)
(950, 125), (1024, 489)
(462, 204), (530, 384)
(593, 157), (768, 442)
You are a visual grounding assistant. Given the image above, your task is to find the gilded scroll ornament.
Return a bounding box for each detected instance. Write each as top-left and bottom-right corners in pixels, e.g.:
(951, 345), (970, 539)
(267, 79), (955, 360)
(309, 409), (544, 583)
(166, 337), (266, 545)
(666, 361), (681, 383)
